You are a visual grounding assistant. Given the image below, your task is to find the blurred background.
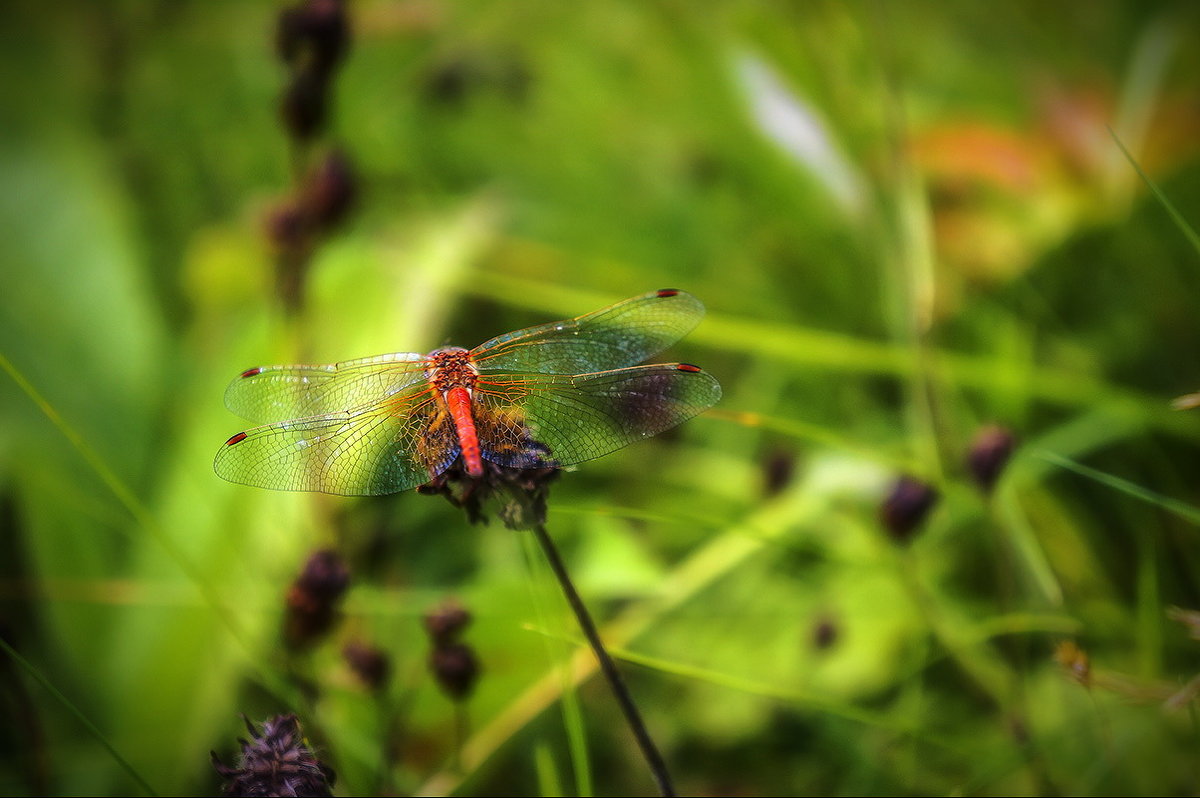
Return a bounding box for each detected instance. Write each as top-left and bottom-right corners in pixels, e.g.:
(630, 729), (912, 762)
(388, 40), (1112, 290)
(3, 1), (1200, 795)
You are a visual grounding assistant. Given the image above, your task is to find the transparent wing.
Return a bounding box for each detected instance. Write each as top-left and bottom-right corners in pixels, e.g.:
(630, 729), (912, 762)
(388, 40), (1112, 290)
(471, 364), (721, 468)
(214, 386), (459, 496)
(224, 352), (430, 423)
(470, 289), (705, 374)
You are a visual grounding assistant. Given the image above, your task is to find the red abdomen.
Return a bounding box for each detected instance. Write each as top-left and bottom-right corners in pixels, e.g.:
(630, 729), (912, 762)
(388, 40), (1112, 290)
(444, 386), (483, 477)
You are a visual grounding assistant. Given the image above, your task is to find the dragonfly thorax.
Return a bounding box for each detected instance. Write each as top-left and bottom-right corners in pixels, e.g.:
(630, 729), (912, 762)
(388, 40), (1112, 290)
(426, 347), (479, 394)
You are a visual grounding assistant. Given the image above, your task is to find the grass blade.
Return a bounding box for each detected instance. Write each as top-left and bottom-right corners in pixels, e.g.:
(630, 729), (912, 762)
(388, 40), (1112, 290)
(533, 739), (566, 798)
(1108, 127), (1200, 257)
(0, 637), (158, 796)
(1036, 449), (1200, 526)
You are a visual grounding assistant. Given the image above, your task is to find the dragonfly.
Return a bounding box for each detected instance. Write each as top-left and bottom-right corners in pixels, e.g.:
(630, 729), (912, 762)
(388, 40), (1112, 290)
(215, 289), (721, 496)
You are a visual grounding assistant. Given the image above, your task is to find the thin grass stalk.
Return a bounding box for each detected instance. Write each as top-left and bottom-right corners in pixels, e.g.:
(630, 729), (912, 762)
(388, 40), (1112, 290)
(530, 522), (675, 797)
(0, 638), (158, 797)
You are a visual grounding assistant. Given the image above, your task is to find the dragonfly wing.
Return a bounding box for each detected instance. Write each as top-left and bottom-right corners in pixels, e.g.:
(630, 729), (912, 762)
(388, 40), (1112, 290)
(472, 364), (721, 468)
(470, 290), (706, 374)
(214, 389), (459, 496)
(225, 352), (429, 423)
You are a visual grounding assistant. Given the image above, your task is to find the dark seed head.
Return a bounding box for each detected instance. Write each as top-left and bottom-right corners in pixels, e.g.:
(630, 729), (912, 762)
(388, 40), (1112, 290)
(762, 447), (796, 498)
(295, 549), (350, 599)
(277, 0), (349, 77)
(812, 616), (839, 651)
(966, 425), (1017, 494)
(212, 714), (334, 797)
(430, 642), (480, 701)
(301, 149), (356, 231)
(283, 549), (350, 648)
(423, 601), (472, 644)
(343, 640), (391, 692)
(419, 454), (559, 530)
(265, 200), (308, 252)
(880, 476), (939, 544)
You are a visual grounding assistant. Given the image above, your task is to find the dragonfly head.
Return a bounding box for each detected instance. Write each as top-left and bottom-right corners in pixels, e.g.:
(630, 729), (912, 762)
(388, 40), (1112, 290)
(428, 345), (470, 357)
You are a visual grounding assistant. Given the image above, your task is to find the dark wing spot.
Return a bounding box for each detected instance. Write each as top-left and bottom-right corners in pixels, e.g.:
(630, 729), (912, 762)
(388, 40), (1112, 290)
(656, 288), (680, 298)
(225, 431), (249, 446)
(240, 367), (264, 378)
(676, 363), (702, 373)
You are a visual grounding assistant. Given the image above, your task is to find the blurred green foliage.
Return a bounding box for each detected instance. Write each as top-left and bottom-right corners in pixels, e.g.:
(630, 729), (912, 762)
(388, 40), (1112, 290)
(3, 1), (1200, 795)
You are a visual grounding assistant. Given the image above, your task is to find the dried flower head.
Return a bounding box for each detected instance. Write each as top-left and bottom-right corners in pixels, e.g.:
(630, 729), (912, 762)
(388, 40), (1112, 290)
(761, 447), (796, 498)
(812, 616), (839, 651)
(284, 549), (350, 648)
(423, 600), (481, 701)
(417, 453), (559, 531)
(342, 640), (391, 692)
(880, 476), (939, 544)
(423, 601), (472, 645)
(430, 641), (481, 702)
(276, 0), (349, 142)
(277, 0), (349, 77)
(966, 424), (1016, 493)
(212, 714), (334, 797)
(301, 149), (356, 231)
(265, 201), (308, 253)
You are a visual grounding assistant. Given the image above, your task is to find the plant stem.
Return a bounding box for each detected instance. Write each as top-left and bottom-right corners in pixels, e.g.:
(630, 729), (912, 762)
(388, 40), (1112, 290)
(530, 523), (676, 797)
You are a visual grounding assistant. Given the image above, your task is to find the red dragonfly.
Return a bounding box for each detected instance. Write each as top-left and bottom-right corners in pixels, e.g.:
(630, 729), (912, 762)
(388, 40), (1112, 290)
(215, 289), (721, 495)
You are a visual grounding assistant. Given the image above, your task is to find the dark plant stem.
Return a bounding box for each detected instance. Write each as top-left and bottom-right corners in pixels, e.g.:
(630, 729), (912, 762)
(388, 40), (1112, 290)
(530, 523), (675, 797)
